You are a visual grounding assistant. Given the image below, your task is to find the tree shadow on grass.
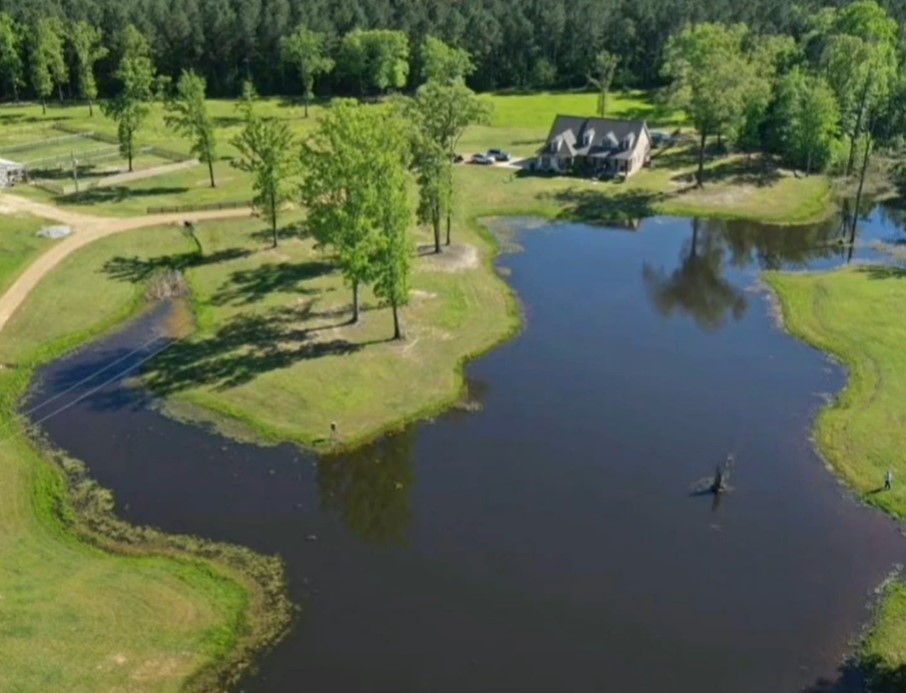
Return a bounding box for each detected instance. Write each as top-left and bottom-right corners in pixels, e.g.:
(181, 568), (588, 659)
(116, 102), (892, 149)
(672, 156), (783, 188)
(861, 266), (906, 281)
(537, 187), (662, 223)
(60, 185), (189, 206)
(803, 655), (906, 693)
(103, 248), (254, 283)
(211, 261), (336, 306)
(144, 303), (388, 394)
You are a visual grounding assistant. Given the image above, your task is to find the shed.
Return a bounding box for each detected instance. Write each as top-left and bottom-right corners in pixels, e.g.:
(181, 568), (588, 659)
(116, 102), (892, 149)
(0, 157), (25, 189)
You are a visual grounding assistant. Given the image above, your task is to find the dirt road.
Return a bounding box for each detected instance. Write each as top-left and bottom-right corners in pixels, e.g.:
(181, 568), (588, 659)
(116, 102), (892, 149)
(0, 192), (252, 331)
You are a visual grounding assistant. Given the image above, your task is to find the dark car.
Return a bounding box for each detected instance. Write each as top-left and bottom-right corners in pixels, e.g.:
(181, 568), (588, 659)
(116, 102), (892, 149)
(487, 149), (511, 162)
(471, 153), (494, 165)
(452, 154), (464, 163)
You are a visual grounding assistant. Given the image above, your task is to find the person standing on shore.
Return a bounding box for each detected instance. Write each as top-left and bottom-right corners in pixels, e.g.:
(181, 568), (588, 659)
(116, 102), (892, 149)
(885, 470), (894, 490)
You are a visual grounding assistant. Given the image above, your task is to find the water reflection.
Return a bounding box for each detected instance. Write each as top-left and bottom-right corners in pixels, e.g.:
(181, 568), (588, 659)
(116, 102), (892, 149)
(642, 218), (748, 331)
(317, 428), (415, 546)
(643, 216), (856, 331)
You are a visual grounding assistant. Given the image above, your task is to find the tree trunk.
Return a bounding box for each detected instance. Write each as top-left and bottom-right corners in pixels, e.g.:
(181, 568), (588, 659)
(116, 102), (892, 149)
(850, 126), (873, 248)
(805, 148), (812, 177)
(352, 281), (360, 324)
(445, 211), (452, 246)
(304, 94), (309, 118)
(88, 99), (93, 117)
(41, 98), (46, 115)
(13, 84), (19, 102)
(846, 74), (873, 177)
(433, 212), (441, 254)
(391, 300), (401, 340)
(696, 130), (706, 188)
(270, 196), (278, 247)
(208, 159), (216, 188)
(57, 83), (63, 105)
(128, 144), (134, 172)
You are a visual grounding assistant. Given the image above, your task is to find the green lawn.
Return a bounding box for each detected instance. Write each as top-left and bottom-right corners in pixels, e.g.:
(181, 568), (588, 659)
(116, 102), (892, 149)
(0, 225), (287, 692)
(0, 91), (832, 224)
(0, 214), (58, 297)
(767, 266), (906, 683)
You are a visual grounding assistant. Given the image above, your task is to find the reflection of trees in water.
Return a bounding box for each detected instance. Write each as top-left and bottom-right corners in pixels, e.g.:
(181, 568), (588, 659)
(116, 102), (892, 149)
(317, 428), (415, 546)
(643, 219), (747, 332)
(708, 216), (845, 270)
(643, 216), (849, 331)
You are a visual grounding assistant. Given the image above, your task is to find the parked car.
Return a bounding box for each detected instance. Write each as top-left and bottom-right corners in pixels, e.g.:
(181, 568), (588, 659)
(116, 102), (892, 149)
(471, 153), (494, 165)
(487, 148), (511, 162)
(651, 132), (677, 149)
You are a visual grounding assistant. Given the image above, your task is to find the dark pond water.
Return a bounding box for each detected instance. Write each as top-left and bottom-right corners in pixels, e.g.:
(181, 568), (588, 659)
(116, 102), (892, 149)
(27, 210), (906, 693)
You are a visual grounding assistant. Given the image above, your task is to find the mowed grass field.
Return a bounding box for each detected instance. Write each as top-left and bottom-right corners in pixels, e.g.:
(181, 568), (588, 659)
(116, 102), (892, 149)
(1, 90), (833, 223)
(0, 226), (256, 692)
(0, 213), (59, 296)
(766, 266), (906, 682)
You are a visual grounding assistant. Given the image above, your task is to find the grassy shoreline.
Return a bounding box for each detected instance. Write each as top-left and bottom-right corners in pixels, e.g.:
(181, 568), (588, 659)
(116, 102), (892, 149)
(0, 229), (292, 692)
(766, 266), (906, 687)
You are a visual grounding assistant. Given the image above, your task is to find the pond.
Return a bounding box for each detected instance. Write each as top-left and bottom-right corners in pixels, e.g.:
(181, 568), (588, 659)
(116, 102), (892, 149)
(27, 209), (906, 693)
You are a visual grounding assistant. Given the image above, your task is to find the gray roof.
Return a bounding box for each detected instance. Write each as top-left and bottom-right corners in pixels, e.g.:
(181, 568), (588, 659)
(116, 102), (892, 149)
(0, 157), (24, 169)
(541, 115), (649, 159)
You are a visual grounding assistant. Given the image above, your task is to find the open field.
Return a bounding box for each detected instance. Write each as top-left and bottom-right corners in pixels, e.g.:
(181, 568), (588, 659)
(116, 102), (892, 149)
(767, 266), (906, 684)
(0, 213), (59, 296)
(0, 90), (833, 223)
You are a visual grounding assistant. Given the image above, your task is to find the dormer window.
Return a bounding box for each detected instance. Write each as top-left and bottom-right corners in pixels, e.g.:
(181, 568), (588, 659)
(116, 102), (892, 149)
(582, 129), (595, 147)
(622, 133), (636, 151)
(605, 132), (619, 149)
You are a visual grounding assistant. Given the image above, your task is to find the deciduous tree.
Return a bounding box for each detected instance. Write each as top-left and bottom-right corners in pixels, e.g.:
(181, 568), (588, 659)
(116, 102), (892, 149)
(102, 26), (156, 172)
(588, 50), (619, 117)
(29, 19), (67, 113)
(421, 36), (474, 85)
(302, 99), (413, 332)
(339, 30), (409, 95)
(662, 23), (755, 187)
(407, 81), (491, 245)
(71, 21), (108, 116)
(165, 70), (218, 187)
(0, 13), (23, 102)
(280, 25), (334, 117)
(231, 85), (297, 247)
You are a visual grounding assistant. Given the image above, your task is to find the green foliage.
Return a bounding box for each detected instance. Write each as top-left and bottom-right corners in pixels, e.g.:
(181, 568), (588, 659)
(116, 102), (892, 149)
(301, 99), (412, 328)
(165, 70), (218, 187)
(371, 128), (413, 340)
(28, 18), (66, 111)
(70, 21), (108, 115)
(662, 23), (761, 184)
(339, 29), (409, 94)
(421, 35), (474, 85)
(0, 12), (23, 100)
(588, 50), (620, 117)
(774, 69), (840, 174)
(407, 81), (490, 247)
(230, 94), (297, 247)
(280, 25), (334, 115)
(102, 25), (156, 172)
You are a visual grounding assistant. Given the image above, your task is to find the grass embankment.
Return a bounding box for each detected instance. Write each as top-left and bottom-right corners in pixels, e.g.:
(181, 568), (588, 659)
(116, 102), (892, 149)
(766, 266), (906, 687)
(0, 227), (291, 692)
(2, 90), (834, 224)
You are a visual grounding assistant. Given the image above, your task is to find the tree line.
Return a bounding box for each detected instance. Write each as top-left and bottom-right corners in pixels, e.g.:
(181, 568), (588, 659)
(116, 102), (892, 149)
(2, 0), (906, 101)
